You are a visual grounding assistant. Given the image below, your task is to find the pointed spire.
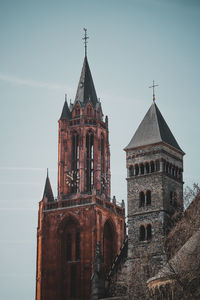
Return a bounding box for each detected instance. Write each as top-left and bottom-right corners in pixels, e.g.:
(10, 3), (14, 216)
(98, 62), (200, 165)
(74, 56), (98, 107)
(125, 102), (183, 153)
(60, 98), (71, 120)
(43, 170), (54, 202)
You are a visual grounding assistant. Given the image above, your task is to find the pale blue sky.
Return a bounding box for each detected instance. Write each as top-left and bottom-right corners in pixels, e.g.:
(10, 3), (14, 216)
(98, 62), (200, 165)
(0, 0), (200, 299)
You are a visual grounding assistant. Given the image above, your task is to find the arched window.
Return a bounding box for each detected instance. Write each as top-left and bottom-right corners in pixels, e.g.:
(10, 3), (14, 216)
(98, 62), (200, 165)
(86, 131), (94, 192)
(145, 163), (150, 174)
(155, 160), (160, 172)
(135, 164), (139, 176)
(139, 225), (145, 241)
(103, 220), (115, 274)
(147, 224), (152, 240)
(76, 232), (80, 260)
(66, 233), (72, 261)
(150, 161), (155, 173)
(101, 134), (105, 191)
(129, 166), (134, 177)
(71, 132), (79, 192)
(146, 190), (151, 206)
(166, 162), (169, 173)
(139, 191), (145, 207)
(169, 164), (172, 175)
(140, 164), (144, 175)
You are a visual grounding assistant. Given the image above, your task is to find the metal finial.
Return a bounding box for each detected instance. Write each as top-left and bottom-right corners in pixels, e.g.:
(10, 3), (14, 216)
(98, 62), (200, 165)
(82, 28), (89, 57)
(47, 168), (49, 177)
(149, 80), (159, 102)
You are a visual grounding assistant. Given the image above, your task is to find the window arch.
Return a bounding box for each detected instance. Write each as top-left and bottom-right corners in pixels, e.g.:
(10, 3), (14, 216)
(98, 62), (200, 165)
(140, 164), (144, 175)
(101, 133), (105, 191)
(139, 191), (145, 207)
(129, 165), (134, 177)
(139, 225), (145, 241)
(145, 162), (150, 174)
(147, 224), (152, 240)
(155, 160), (160, 171)
(86, 131), (94, 192)
(71, 132), (79, 193)
(103, 219), (116, 274)
(150, 161), (155, 173)
(135, 164), (139, 176)
(146, 190), (151, 206)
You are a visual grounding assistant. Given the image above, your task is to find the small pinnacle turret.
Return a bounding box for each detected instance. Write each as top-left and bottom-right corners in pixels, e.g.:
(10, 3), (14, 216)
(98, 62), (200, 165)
(43, 170), (54, 202)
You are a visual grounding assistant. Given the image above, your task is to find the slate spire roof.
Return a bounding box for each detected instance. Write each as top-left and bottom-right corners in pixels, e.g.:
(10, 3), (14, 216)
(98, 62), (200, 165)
(74, 56), (98, 107)
(60, 100), (71, 120)
(43, 170), (54, 202)
(125, 102), (183, 153)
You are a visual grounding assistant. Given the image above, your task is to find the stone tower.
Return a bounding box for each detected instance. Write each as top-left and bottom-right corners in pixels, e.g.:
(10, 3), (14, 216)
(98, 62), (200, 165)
(35, 39), (125, 300)
(124, 101), (184, 299)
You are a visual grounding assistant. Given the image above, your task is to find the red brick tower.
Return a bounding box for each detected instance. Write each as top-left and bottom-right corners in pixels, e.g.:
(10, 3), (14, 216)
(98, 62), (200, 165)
(36, 32), (125, 300)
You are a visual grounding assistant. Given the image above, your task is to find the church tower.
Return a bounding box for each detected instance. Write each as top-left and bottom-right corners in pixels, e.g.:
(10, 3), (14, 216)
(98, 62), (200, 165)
(125, 96), (184, 299)
(35, 30), (125, 300)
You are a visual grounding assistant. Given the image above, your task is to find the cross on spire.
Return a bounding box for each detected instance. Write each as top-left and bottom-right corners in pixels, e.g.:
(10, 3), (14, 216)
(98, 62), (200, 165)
(82, 28), (89, 57)
(149, 80), (159, 102)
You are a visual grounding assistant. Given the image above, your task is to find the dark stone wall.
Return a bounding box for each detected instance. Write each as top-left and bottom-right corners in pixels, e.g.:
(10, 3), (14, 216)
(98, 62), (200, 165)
(126, 143), (184, 300)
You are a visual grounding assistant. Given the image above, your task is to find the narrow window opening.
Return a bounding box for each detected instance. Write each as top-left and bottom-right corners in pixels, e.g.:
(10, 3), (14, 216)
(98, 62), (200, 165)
(139, 192), (145, 207)
(146, 190), (151, 206)
(86, 132), (94, 192)
(72, 133), (79, 193)
(139, 226), (145, 241)
(66, 233), (72, 261)
(140, 164), (144, 175)
(150, 161), (155, 173)
(146, 163), (150, 174)
(147, 224), (152, 240)
(135, 164), (139, 176)
(76, 232), (80, 260)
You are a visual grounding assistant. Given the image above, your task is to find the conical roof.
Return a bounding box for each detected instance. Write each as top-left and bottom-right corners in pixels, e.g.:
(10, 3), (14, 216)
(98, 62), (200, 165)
(74, 56), (98, 107)
(125, 102), (183, 153)
(60, 100), (71, 120)
(43, 171), (54, 202)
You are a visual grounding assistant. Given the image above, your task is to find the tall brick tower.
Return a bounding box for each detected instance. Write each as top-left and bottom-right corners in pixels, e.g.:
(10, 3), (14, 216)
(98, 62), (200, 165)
(35, 31), (125, 300)
(124, 99), (184, 299)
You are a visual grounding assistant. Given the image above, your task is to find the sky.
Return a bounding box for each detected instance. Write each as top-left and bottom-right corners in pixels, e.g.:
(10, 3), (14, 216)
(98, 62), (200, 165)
(0, 0), (200, 299)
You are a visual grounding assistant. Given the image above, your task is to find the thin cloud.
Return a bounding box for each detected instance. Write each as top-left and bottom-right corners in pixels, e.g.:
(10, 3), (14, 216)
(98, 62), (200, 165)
(0, 72), (72, 92)
(0, 167), (56, 171)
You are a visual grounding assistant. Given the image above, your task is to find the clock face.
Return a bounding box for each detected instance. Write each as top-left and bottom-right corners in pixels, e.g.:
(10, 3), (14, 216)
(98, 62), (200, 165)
(66, 170), (79, 187)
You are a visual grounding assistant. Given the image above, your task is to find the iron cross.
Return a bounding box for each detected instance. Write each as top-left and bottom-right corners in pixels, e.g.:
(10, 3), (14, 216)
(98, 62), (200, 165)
(149, 80), (159, 102)
(83, 28), (89, 57)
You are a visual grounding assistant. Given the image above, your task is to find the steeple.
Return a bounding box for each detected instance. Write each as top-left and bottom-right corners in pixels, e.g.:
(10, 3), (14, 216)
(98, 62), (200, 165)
(60, 99), (71, 120)
(74, 56), (98, 108)
(125, 102), (183, 153)
(42, 170), (54, 202)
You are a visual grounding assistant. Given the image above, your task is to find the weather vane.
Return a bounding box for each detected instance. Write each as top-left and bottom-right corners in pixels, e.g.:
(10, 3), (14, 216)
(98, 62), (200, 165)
(82, 28), (89, 57)
(149, 80), (159, 102)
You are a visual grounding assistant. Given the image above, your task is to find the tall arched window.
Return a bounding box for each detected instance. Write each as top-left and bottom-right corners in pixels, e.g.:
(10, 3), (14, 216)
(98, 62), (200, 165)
(139, 191), (145, 207)
(146, 190), (151, 206)
(145, 163), (150, 174)
(66, 233), (72, 261)
(140, 164), (144, 175)
(129, 166), (134, 177)
(101, 134), (105, 191)
(86, 131), (94, 192)
(87, 106), (92, 116)
(135, 164), (139, 176)
(155, 160), (160, 172)
(72, 132), (79, 192)
(103, 220), (115, 274)
(150, 161), (155, 173)
(139, 225), (145, 241)
(147, 224), (152, 240)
